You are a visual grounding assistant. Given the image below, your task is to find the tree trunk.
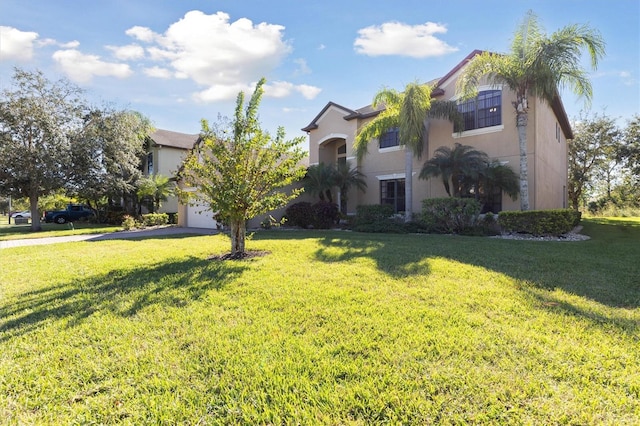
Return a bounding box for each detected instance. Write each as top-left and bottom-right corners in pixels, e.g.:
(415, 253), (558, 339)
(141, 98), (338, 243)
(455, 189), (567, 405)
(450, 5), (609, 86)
(404, 148), (413, 222)
(229, 218), (246, 257)
(29, 192), (42, 232)
(516, 110), (530, 211)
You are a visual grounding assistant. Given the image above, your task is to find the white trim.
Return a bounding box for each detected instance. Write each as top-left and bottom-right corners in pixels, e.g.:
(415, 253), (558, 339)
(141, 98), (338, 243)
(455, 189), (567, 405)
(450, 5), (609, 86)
(346, 156), (356, 161)
(378, 145), (404, 154)
(317, 133), (347, 146)
(452, 124), (504, 139)
(376, 172), (415, 180)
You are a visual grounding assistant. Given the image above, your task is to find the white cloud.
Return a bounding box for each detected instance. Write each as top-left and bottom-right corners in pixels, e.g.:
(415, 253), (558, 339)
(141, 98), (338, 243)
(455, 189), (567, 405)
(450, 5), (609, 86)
(52, 49), (133, 83)
(619, 71), (636, 86)
(193, 82), (254, 103)
(263, 81), (321, 100)
(265, 81), (294, 98)
(354, 21), (458, 58)
(295, 84), (322, 100)
(60, 40), (80, 49)
(126, 10), (296, 101)
(0, 26), (38, 61)
(126, 26), (157, 43)
(293, 58), (311, 75)
(37, 38), (79, 48)
(144, 66), (173, 79)
(107, 43), (145, 60)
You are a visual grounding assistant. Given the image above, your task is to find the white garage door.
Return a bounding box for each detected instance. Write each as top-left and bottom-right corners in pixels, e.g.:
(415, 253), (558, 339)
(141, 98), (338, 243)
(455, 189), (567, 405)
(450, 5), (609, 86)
(186, 204), (217, 229)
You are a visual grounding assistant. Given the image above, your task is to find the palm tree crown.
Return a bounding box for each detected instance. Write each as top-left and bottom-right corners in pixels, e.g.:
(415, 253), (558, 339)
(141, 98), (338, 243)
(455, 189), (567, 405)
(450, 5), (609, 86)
(354, 81), (459, 221)
(419, 143), (489, 197)
(456, 10), (605, 210)
(333, 161), (367, 214)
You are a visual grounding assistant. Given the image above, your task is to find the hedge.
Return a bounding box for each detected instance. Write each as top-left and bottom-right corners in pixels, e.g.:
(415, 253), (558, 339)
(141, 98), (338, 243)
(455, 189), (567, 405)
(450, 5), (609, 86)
(498, 209), (581, 236)
(421, 197), (482, 234)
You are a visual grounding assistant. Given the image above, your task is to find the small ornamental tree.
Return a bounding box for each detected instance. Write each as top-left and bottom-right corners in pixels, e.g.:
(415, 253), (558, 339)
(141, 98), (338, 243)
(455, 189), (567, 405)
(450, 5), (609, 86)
(179, 78), (306, 258)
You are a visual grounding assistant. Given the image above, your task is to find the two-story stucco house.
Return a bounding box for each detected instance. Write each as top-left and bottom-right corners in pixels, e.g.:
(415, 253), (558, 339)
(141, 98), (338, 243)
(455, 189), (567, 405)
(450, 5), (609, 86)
(302, 50), (572, 216)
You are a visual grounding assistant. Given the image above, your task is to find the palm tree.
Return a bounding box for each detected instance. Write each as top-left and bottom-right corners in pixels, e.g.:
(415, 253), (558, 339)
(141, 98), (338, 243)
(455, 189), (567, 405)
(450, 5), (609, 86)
(332, 161), (367, 214)
(303, 162), (335, 202)
(137, 174), (174, 213)
(477, 161), (520, 212)
(355, 81), (460, 222)
(456, 10), (605, 210)
(419, 143), (488, 197)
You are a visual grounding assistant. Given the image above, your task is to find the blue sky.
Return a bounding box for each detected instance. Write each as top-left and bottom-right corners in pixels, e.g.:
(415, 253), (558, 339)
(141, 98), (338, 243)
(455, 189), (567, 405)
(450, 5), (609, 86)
(1, 0), (638, 147)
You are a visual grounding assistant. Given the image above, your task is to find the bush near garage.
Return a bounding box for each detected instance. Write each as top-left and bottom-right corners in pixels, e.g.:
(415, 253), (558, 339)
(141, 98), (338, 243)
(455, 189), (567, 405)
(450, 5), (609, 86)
(141, 213), (169, 227)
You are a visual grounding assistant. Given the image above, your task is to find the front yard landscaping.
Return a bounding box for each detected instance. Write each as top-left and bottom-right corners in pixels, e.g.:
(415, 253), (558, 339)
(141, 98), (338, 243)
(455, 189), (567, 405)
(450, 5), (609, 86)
(1, 218), (638, 424)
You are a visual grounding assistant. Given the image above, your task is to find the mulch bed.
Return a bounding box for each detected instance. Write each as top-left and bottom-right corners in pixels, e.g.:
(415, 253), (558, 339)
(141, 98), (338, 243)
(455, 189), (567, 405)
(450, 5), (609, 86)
(207, 250), (270, 261)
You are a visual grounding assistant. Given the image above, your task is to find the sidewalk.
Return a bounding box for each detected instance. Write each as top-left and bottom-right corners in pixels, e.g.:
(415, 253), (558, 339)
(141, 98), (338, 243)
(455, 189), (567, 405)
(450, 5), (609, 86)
(0, 226), (219, 249)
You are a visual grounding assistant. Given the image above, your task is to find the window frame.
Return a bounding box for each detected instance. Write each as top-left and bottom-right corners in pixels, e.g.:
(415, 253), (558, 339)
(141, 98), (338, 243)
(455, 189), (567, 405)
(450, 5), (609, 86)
(379, 127), (400, 149)
(380, 178), (405, 213)
(456, 89), (502, 132)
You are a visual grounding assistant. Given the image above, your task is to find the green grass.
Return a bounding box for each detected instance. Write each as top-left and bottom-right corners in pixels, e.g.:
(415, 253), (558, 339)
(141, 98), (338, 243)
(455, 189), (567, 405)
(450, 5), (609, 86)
(0, 221), (122, 241)
(0, 218), (638, 424)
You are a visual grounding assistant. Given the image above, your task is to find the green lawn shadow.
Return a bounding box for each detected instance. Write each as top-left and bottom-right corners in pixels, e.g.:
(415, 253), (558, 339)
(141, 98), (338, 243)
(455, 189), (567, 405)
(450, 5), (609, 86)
(256, 223), (639, 312)
(0, 255), (247, 342)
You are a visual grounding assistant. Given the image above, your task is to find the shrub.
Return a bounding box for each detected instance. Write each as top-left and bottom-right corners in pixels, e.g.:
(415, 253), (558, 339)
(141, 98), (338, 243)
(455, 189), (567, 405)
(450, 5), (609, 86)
(260, 215), (286, 229)
(352, 204), (406, 233)
(141, 213), (169, 226)
(498, 209), (580, 236)
(121, 215), (137, 230)
(421, 198), (482, 234)
(104, 210), (128, 225)
(311, 201), (340, 229)
(285, 202), (314, 229)
(354, 204), (395, 225)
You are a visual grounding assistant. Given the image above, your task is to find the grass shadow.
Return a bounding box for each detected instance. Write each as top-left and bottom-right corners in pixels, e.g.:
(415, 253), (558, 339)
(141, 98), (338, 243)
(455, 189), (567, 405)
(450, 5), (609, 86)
(0, 255), (247, 341)
(272, 221), (639, 310)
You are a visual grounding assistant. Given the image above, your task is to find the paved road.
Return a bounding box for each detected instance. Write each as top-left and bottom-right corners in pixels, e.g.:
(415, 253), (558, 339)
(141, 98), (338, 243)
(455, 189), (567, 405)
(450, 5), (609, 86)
(0, 226), (219, 249)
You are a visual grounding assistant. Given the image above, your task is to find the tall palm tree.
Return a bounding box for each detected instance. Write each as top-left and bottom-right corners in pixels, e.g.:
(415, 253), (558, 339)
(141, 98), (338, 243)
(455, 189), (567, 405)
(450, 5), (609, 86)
(354, 82), (459, 221)
(332, 161), (367, 214)
(419, 143), (488, 197)
(456, 10), (605, 210)
(303, 162), (335, 202)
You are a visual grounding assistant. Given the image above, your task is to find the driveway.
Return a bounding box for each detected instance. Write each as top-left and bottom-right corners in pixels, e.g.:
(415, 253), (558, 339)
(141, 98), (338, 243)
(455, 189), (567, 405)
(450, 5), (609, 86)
(0, 226), (219, 249)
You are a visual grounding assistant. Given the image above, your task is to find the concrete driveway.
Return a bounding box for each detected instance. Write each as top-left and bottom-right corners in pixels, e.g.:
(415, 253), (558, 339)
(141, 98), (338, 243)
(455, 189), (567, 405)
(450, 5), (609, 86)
(0, 226), (218, 249)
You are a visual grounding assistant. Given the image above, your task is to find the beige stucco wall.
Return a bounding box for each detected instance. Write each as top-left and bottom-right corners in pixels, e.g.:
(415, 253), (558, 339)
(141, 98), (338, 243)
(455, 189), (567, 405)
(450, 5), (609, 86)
(148, 146), (189, 213)
(308, 105), (358, 166)
(532, 97), (568, 209)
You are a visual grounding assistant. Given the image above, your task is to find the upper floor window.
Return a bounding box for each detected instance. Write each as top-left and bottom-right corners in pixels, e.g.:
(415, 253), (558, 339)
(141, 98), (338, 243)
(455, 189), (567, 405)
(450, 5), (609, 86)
(456, 90), (502, 132)
(147, 152), (154, 175)
(379, 127), (400, 148)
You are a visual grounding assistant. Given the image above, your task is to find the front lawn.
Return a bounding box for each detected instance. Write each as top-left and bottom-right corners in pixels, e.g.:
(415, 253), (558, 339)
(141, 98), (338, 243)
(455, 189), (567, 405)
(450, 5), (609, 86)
(1, 218), (638, 424)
